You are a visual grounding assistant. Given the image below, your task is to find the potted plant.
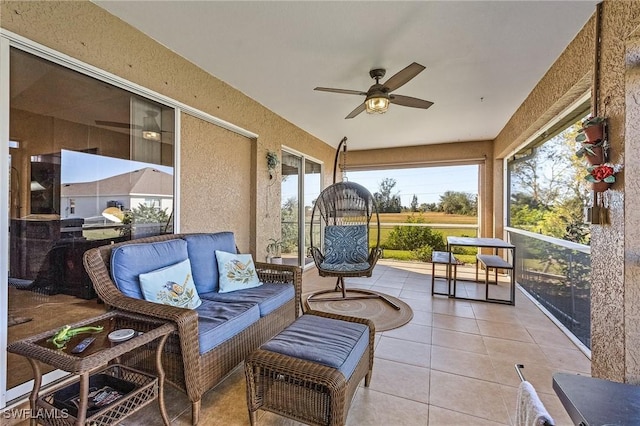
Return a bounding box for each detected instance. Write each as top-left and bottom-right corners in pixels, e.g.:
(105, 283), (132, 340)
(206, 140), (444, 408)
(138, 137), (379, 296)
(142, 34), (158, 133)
(576, 116), (606, 143)
(266, 151), (280, 179)
(266, 238), (283, 264)
(575, 116), (606, 165)
(585, 163), (622, 192)
(576, 139), (605, 165)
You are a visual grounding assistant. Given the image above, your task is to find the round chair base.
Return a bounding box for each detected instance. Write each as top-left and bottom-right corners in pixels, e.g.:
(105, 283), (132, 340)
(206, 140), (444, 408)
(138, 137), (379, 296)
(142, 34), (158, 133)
(307, 288), (401, 310)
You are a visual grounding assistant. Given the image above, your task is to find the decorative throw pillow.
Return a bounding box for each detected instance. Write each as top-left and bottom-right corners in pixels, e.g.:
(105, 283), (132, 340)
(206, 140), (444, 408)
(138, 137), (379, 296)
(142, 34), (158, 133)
(324, 225), (369, 265)
(215, 250), (263, 293)
(139, 259), (202, 309)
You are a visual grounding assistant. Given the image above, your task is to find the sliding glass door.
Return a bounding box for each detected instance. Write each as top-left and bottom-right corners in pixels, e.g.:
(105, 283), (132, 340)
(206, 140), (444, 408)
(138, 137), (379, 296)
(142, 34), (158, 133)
(280, 150), (321, 268)
(3, 46), (175, 401)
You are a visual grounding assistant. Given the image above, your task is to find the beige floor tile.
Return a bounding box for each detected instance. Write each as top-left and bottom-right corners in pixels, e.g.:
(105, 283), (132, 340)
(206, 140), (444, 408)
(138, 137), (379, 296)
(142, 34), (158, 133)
(431, 345), (498, 382)
(472, 303), (522, 324)
(431, 327), (488, 354)
(375, 335), (431, 367)
(382, 322), (432, 344)
(400, 296), (434, 314)
(429, 370), (511, 424)
(369, 285), (402, 297)
(526, 324), (579, 349)
(432, 313), (480, 334)
(428, 405), (509, 425)
(432, 299), (476, 318)
(477, 319), (535, 343)
(491, 359), (559, 394)
(366, 358), (430, 403)
(347, 388), (429, 426)
(399, 288), (433, 301)
(538, 345), (591, 373)
(483, 336), (552, 366)
(410, 308), (434, 326)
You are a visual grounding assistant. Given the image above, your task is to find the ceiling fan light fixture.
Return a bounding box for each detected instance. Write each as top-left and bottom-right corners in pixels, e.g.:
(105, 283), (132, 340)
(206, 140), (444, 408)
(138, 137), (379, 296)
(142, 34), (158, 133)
(142, 114), (162, 141)
(365, 94), (389, 114)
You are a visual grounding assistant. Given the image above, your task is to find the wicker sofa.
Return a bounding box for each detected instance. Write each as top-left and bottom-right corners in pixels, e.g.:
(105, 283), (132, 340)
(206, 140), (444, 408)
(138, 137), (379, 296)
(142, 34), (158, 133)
(83, 232), (302, 425)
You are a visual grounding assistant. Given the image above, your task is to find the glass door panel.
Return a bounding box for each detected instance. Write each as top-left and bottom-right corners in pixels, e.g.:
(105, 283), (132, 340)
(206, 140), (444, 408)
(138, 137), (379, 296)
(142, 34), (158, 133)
(281, 152), (300, 266)
(6, 47), (175, 394)
(304, 159), (321, 267)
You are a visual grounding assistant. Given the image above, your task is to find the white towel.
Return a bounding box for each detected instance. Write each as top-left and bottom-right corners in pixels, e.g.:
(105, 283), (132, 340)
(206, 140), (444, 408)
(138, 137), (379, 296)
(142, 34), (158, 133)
(516, 381), (554, 426)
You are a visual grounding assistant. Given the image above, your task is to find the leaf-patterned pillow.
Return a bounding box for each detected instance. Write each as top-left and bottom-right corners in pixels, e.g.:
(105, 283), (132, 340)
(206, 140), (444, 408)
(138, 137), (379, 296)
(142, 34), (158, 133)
(215, 251), (263, 293)
(139, 259), (202, 309)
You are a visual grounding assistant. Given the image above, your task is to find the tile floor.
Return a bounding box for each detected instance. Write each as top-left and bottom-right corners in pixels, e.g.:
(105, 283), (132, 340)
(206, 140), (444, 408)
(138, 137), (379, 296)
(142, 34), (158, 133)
(123, 259), (590, 425)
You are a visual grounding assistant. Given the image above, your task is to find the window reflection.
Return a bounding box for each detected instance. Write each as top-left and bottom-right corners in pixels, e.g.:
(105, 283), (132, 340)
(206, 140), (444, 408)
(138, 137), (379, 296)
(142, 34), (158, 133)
(7, 48), (175, 391)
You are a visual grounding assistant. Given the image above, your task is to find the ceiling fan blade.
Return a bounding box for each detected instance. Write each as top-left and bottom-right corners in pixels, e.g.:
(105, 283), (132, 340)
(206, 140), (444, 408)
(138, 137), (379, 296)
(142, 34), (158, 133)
(389, 94), (434, 109)
(345, 103), (366, 119)
(95, 120), (143, 130)
(314, 87), (367, 96)
(383, 62), (426, 92)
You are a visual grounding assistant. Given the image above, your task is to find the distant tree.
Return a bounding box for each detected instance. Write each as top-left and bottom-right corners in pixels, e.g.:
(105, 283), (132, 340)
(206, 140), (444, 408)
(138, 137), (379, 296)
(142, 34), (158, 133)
(438, 191), (477, 215)
(420, 202), (438, 212)
(410, 195), (419, 212)
(131, 203), (170, 224)
(373, 178), (402, 213)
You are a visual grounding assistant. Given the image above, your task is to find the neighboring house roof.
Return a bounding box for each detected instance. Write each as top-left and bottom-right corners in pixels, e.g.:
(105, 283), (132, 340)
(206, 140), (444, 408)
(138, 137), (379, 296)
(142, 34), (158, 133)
(61, 167), (173, 197)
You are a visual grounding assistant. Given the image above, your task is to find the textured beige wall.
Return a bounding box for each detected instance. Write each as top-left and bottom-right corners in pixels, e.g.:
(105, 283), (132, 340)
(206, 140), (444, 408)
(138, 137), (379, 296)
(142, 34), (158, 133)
(0, 0), (335, 258)
(347, 141), (494, 237)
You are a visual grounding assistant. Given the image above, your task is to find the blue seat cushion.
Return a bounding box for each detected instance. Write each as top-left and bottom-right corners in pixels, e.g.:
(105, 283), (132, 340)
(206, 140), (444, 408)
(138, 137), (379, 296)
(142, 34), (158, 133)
(324, 225), (369, 266)
(195, 300), (260, 354)
(183, 232), (237, 293)
(111, 239), (189, 299)
(261, 314), (369, 379)
(320, 261), (371, 272)
(199, 283), (294, 317)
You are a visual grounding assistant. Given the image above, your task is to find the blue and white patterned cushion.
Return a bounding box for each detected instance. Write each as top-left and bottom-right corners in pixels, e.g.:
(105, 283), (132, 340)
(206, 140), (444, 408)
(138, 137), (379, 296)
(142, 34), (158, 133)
(322, 225), (369, 269)
(138, 259), (202, 309)
(215, 251), (263, 293)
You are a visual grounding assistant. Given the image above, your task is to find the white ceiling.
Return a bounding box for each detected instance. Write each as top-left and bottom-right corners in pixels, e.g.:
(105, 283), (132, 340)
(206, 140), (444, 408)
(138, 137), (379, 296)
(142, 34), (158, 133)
(94, 1), (599, 151)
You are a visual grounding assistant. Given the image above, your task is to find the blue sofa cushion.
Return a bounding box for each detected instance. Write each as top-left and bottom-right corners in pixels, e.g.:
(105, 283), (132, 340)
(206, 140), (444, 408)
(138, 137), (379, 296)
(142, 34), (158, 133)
(183, 232), (237, 293)
(199, 283), (294, 317)
(261, 314), (369, 379)
(195, 300), (260, 354)
(324, 225), (369, 266)
(111, 239), (189, 299)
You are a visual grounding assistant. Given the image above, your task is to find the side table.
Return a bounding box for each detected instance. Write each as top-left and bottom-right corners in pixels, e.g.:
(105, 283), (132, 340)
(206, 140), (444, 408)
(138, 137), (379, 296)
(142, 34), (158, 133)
(7, 311), (176, 426)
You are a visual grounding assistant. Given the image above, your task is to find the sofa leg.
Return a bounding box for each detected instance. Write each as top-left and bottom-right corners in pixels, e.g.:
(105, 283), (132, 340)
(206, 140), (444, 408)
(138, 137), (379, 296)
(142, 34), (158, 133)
(192, 399), (201, 425)
(365, 370), (372, 387)
(249, 408), (257, 426)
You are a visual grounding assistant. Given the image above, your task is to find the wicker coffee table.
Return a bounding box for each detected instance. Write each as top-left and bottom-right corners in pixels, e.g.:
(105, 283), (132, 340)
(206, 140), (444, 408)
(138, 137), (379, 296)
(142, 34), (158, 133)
(7, 311), (176, 426)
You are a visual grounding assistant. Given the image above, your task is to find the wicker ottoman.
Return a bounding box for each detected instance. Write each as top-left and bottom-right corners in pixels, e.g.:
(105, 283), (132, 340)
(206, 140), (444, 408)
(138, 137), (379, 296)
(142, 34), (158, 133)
(244, 310), (375, 426)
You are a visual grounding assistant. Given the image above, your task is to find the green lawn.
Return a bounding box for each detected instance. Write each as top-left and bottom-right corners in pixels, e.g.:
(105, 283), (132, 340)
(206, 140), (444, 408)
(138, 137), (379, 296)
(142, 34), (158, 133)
(372, 212), (478, 263)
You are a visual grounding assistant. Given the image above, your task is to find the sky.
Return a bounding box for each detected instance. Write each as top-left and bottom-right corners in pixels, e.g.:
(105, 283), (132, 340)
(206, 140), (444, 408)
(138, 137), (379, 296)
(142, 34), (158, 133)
(348, 165), (478, 206)
(61, 149), (173, 184)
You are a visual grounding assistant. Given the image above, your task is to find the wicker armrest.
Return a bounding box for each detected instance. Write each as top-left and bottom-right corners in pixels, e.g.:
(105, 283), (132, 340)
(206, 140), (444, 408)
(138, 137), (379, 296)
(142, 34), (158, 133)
(255, 261), (302, 317)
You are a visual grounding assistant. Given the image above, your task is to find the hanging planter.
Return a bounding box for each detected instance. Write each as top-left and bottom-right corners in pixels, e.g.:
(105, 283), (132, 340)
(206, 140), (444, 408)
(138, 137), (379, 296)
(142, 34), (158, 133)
(266, 151), (280, 179)
(591, 181), (612, 192)
(585, 163), (622, 192)
(576, 116), (606, 144)
(576, 140), (605, 165)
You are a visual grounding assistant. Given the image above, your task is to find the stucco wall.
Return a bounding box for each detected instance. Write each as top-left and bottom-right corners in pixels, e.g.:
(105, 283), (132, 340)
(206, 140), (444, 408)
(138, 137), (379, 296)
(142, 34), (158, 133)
(0, 0), (336, 258)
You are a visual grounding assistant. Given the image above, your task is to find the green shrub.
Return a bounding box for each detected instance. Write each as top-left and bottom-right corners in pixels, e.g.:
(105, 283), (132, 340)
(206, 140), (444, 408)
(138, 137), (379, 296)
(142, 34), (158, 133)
(383, 216), (446, 251)
(412, 245), (433, 262)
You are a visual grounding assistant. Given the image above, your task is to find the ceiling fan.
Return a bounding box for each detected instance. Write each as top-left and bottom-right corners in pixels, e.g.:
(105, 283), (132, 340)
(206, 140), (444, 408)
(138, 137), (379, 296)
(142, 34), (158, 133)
(314, 62), (434, 119)
(95, 110), (167, 141)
